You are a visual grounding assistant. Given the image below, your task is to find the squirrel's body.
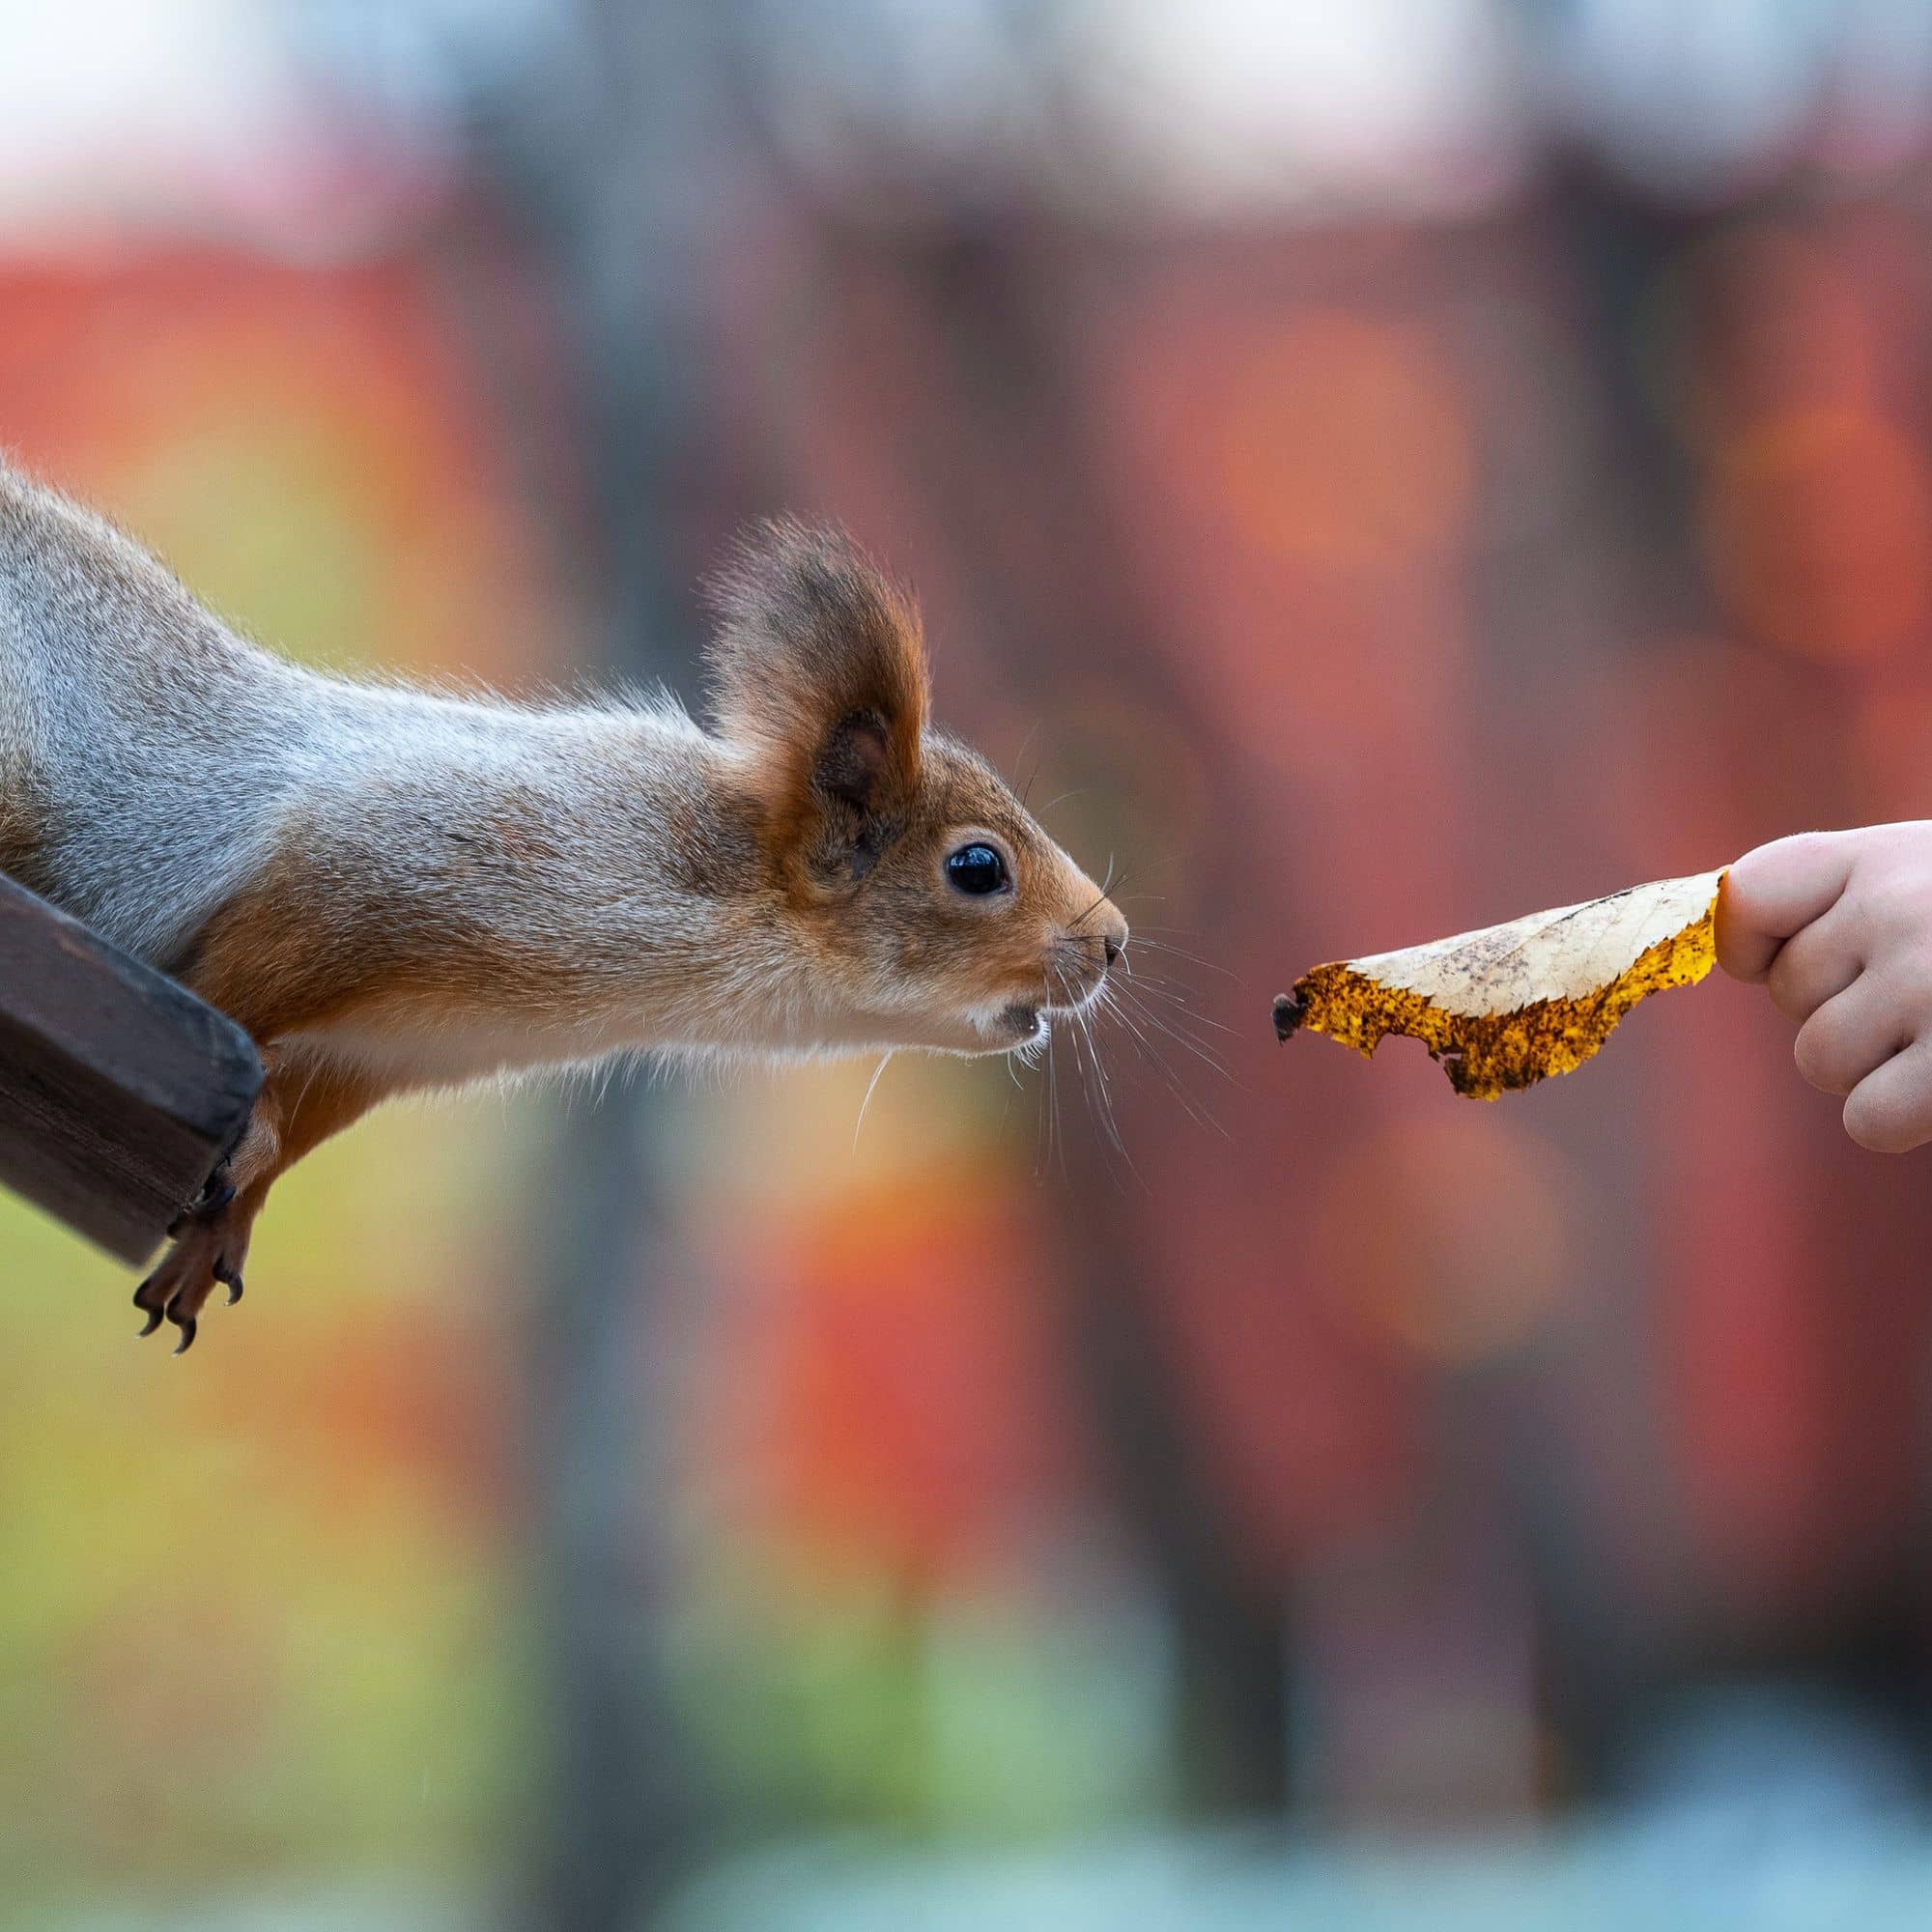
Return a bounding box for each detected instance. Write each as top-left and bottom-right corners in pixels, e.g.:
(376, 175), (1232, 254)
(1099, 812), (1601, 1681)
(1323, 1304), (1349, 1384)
(3, 470), (783, 1078)
(0, 458), (1125, 1349)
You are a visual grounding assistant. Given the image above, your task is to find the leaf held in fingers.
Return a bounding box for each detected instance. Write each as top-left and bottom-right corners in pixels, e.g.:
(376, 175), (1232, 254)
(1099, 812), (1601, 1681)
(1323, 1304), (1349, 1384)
(1275, 869), (1726, 1098)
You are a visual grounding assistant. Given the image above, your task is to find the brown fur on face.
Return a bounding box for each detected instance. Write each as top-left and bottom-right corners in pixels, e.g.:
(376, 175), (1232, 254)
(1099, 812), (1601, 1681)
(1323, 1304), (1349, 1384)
(709, 522), (1127, 1055)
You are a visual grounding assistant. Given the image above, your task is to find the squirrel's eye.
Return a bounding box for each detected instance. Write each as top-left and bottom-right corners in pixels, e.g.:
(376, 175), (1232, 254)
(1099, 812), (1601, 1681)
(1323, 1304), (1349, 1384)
(945, 842), (1009, 896)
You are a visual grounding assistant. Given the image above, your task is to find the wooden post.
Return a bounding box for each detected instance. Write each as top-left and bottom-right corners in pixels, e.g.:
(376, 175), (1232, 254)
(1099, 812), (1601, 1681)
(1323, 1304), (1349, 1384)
(0, 873), (263, 1265)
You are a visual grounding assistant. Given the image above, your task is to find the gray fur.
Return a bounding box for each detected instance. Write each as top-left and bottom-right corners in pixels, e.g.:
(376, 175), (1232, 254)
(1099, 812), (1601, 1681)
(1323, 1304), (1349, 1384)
(0, 459), (768, 1064)
(0, 463), (310, 960)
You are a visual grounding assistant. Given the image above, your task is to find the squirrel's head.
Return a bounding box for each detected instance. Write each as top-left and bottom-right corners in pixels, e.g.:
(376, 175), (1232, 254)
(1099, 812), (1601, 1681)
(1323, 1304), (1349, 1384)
(705, 520), (1127, 1057)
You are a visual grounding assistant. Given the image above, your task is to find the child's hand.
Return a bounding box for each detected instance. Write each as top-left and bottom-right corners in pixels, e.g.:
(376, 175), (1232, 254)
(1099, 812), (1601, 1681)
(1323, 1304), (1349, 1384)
(1719, 823), (1932, 1151)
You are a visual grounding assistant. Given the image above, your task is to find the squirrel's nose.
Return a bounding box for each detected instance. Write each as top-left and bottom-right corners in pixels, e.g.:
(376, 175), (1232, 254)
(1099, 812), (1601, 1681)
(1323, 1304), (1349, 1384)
(1099, 911), (1128, 970)
(1103, 935), (1123, 968)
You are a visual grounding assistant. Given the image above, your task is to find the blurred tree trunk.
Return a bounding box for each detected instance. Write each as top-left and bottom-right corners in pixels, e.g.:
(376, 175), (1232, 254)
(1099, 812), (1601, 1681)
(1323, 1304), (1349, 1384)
(448, 4), (732, 1926)
(870, 217), (1296, 1815)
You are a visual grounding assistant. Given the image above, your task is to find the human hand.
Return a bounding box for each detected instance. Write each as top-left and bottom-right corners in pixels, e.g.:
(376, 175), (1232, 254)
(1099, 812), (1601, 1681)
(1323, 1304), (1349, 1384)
(1719, 823), (1932, 1151)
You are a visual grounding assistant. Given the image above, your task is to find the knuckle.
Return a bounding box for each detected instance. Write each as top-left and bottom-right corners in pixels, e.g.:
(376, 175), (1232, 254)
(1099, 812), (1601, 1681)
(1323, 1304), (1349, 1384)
(1738, 831), (1829, 886)
(1858, 872), (1932, 939)
(1766, 953), (1816, 1022)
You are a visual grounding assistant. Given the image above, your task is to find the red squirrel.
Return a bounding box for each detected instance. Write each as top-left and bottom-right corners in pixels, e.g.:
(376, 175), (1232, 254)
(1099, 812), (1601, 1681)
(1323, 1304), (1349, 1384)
(0, 461), (1127, 1350)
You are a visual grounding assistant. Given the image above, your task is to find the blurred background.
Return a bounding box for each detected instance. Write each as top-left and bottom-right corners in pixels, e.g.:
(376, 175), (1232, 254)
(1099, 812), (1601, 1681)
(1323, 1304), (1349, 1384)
(7, 1), (1932, 1926)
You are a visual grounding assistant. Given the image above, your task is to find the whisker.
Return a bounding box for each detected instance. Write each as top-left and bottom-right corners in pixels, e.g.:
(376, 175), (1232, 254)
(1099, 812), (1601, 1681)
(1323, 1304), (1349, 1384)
(1113, 984), (1239, 1086)
(1123, 936), (1243, 982)
(1115, 964), (1241, 1028)
(1055, 961), (1132, 1177)
(1112, 962), (1218, 1010)
(852, 1052), (894, 1152)
(1010, 722), (1042, 812)
(1095, 983), (1194, 1104)
(1122, 978), (1242, 1038)
(1079, 1001), (1121, 1136)
(1076, 988), (1143, 1188)
(1099, 984), (1228, 1137)
(1041, 934), (1241, 1119)
(1047, 1011), (1065, 1179)
(1069, 870), (1128, 931)
(1123, 1010), (1236, 1085)
(1053, 969), (1097, 1133)
(1033, 1018), (1050, 1179)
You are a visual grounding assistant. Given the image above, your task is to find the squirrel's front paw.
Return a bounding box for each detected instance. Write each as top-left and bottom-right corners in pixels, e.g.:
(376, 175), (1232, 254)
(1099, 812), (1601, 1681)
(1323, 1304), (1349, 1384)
(166, 1162), (236, 1239)
(137, 1181), (249, 1355)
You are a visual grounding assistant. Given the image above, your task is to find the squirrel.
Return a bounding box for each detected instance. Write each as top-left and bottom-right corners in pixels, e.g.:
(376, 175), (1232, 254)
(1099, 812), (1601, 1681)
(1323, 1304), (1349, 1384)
(0, 459), (1127, 1352)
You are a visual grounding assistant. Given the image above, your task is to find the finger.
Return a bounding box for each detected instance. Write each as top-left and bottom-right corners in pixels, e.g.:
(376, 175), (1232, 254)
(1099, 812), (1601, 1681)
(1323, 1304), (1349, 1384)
(1718, 832), (1860, 982)
(1844, 1037), (1932, 1151)
(1793, 973), (1912, 1097)
(1764, 899), (1863, 1024)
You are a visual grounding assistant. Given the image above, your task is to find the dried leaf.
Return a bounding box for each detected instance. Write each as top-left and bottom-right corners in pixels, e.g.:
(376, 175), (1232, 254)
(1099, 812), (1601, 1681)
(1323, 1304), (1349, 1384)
(1274, 869), (1726, 1098)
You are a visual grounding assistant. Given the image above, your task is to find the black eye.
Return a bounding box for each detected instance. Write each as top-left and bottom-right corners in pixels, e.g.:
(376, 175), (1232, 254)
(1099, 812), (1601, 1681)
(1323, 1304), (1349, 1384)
(945, 842), (1009, 896)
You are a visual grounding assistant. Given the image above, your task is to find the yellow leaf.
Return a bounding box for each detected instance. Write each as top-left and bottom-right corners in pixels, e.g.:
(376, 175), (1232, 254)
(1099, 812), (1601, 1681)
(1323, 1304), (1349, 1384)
(1274, 869), (1726, 1098)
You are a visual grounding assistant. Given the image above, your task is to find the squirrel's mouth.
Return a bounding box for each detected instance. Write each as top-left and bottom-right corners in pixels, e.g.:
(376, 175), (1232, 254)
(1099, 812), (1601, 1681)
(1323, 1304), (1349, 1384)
(1001, 1002), (1044, 1041)
(993, 976), (1110, 1051)
(1000, 971), (1111, 1044)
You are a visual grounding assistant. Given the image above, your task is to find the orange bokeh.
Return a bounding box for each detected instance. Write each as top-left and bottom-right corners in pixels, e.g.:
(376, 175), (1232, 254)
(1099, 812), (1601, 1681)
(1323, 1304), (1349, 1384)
(1215, 310), (1474, 574)
(1703, 405), (1932, 665)
(1310, 1110), (1574, 1365)
(716, 1168), (1083, 1595)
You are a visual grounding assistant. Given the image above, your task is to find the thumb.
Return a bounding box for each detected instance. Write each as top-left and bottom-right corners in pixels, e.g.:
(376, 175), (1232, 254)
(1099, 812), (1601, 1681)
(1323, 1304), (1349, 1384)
(1716, 831), (1858, 983)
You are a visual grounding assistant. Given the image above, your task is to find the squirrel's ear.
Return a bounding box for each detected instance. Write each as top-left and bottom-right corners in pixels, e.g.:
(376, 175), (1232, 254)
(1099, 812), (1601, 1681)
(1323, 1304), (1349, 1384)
(704, 519), (929, 881)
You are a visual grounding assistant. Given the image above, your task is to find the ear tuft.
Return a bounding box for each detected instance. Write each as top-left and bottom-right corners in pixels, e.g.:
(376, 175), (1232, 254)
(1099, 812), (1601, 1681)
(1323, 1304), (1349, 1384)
(703, 519), (929, 877)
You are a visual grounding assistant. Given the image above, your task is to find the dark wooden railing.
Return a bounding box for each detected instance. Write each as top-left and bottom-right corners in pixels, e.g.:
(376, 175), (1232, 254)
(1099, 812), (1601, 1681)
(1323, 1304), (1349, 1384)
(0, 873), (262, 1264)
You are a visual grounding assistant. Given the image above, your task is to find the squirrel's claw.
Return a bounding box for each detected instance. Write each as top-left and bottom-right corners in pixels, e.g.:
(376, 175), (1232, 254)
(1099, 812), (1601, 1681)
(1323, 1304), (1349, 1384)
(133, 1215), (251, 1354)
(134, 1273), (167, 1338)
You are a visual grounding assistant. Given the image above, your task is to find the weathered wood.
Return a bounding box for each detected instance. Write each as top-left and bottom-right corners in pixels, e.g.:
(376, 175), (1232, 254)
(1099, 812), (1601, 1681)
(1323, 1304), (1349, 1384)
(0, 873), (263, 1265)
